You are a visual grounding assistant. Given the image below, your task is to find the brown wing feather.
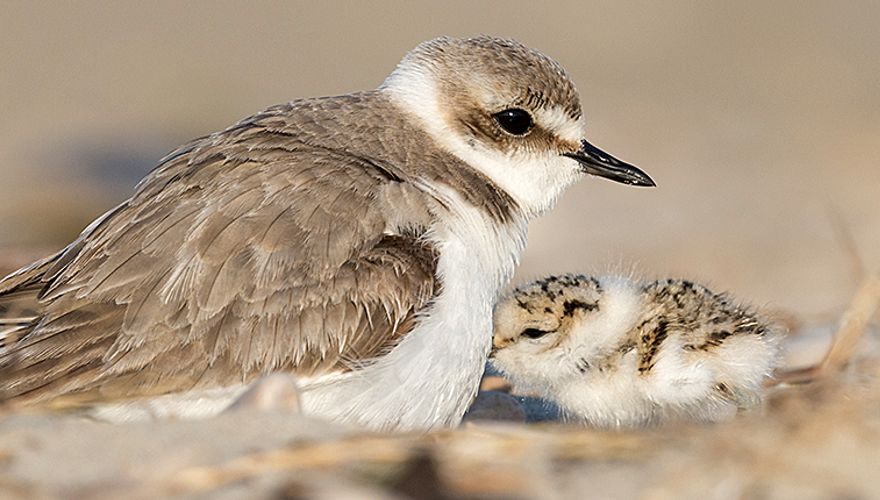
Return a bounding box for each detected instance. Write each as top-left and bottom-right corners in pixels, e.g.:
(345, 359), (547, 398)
(0, 100), (440, 410)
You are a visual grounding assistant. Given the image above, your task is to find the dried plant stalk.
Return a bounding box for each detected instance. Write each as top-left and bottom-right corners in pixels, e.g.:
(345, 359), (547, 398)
(821, 274), (880, 371)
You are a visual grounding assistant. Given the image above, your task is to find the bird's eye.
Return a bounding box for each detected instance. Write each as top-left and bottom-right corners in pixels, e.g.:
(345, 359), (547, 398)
(520, 328), (551, 339)
(493, 108), (534, 136)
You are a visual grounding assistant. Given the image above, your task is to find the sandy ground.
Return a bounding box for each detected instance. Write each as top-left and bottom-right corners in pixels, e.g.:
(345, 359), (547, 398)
(1, 2), (879, 498)
(1, 323), (878, 499)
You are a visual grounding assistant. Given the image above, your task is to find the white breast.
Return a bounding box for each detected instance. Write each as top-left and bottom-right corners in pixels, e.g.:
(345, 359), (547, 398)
(298, 185), (528, 430)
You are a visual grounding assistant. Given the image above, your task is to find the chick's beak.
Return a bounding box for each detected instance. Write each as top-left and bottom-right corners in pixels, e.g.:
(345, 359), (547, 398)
(564, 139), (656, 187)
(489, 336), (510, 358)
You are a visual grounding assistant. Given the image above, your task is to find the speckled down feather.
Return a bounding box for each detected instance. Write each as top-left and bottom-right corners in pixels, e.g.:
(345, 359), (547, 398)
(492, 274), (782, 427)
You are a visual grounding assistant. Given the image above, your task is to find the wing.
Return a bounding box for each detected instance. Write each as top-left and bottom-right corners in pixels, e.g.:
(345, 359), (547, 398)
(0, 108), (439, 409)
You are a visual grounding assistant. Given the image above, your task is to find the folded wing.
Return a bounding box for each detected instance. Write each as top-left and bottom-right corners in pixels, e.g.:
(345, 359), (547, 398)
(0, 113), (438, 409)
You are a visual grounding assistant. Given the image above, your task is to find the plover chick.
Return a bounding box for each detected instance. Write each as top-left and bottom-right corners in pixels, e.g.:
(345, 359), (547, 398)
(0, 36), (654, 431)
(491, 274), (781, 427)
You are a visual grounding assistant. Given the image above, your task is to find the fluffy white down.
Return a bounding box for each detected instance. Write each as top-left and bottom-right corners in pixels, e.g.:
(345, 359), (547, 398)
(492, 276), (644, 390)
(492, 276), (780, 428)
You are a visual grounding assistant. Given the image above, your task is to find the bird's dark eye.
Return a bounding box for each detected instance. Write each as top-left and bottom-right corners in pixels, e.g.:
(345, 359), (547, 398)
(493, 108), (534, 136)
(520, 328), (551, 339)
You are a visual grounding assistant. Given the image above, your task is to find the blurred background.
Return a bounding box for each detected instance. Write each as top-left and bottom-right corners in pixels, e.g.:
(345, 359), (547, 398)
(1, 1), (878, 317)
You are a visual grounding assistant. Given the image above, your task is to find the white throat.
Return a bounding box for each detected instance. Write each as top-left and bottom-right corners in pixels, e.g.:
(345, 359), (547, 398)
(382, 68), (581, 218)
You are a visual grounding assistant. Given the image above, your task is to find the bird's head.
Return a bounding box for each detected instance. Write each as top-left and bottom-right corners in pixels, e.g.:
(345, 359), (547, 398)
(490, 274), (645, 390)
(383, 36), (654, 218)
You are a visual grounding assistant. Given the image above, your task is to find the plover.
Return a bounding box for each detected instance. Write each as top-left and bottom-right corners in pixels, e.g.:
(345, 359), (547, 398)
(491, 275), (781, 427)
(0, 36), (654, 430)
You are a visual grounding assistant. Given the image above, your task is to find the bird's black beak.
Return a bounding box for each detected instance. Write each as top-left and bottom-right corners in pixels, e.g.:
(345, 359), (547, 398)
(563, 139), (656, 187)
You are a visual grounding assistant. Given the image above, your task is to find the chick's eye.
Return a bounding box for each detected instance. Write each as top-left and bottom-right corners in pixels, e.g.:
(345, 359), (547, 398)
(520, 328), (551, 339)
(493, 108), (533, 136)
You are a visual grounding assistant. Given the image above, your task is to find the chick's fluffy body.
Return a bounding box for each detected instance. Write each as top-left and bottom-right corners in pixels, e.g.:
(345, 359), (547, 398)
(491, 274), (782, 427)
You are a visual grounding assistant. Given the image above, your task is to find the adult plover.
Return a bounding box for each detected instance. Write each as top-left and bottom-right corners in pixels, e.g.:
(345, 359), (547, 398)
(0, 37), (654, 431)
(491, 275), (781, 427)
